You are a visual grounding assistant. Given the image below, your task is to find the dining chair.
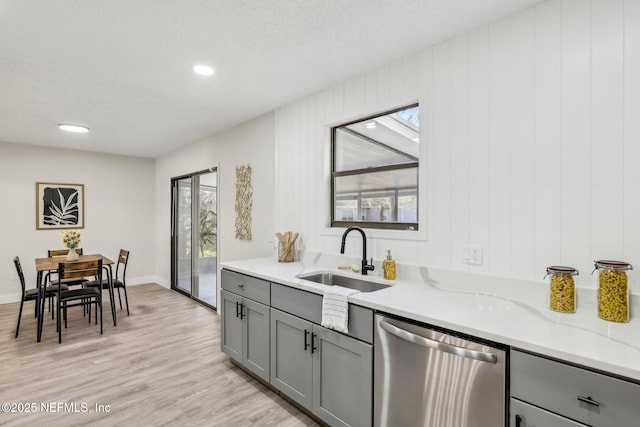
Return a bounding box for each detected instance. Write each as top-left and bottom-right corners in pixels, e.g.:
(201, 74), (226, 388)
(84, 249), (131, 315)
(46, 248), (88, 288)
(56, 259), (103, 343)
(13, 256), (68, 338)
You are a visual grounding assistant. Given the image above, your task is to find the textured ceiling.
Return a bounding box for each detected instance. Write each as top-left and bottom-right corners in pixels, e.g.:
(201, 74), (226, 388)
(0, 0), (542, 158)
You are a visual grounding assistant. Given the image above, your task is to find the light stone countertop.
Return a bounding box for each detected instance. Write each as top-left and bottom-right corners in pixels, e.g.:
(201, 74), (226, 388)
(220, 252), (640, 383)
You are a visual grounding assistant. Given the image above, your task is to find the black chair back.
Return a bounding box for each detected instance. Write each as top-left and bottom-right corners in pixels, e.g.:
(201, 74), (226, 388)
(115, 249), (129, 281)
(13, 256), (26, 296)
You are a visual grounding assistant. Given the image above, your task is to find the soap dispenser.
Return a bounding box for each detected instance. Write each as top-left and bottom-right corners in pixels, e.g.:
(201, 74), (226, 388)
(383, 250), (396, 280)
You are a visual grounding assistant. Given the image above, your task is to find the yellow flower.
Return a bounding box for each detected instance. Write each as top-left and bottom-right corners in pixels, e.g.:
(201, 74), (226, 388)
(60, 230), (81, 249)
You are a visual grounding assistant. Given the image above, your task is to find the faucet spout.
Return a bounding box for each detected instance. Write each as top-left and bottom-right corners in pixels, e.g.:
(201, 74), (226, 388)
(340, 226), (375, 275)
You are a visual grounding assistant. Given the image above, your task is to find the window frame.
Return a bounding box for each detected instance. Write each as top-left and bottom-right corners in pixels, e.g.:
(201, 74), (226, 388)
(330, 103), (419, 231)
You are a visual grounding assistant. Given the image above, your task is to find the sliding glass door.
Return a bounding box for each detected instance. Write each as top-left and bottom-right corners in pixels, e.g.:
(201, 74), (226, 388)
(171, 169), (218, 309)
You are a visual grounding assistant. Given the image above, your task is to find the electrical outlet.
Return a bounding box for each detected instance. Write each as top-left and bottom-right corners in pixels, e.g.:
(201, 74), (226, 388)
(463, 244), (482, 265)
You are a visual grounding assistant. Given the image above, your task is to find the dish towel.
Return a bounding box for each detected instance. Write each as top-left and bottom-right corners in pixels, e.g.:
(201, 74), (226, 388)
(321, 286), (359, 333)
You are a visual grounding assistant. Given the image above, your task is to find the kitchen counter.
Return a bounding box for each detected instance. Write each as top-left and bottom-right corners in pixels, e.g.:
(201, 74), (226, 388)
(220, 252), (640, 383)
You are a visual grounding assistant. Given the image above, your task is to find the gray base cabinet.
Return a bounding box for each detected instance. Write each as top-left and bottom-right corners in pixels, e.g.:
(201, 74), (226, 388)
(221, 290), (243, 361)
(221, 289), (270, 382)
(313, 324), (373, 427)
(270, 308), (373, 427)
(270, 308), (314, 408)
(510, 349), (640, 427)
(221, 269), (375, 426)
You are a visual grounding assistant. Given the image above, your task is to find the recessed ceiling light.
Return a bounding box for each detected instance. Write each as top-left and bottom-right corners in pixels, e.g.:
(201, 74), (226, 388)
(58, 124), (90, 133)
(365, 122), (377, 129)
(193, 64), (215, 76)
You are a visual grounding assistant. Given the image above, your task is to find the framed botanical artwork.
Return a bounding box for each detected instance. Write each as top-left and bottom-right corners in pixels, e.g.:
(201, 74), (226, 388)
(36, 182), (84, 229)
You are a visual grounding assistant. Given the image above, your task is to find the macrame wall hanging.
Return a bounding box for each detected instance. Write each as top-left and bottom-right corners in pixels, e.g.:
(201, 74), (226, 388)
(235, 164), (253, 240)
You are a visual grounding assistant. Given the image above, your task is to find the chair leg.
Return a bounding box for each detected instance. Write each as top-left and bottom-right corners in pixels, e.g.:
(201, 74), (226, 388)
(123, 286), (130, 315)
(99, 296), (103, 335)
(15, 299), (25, 338)
(117, 288), (123, 310)
(57, 299), (62, 344)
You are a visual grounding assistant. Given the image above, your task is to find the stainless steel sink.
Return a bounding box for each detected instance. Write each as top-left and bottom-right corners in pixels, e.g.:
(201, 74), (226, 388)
(296, 271), (391, 293)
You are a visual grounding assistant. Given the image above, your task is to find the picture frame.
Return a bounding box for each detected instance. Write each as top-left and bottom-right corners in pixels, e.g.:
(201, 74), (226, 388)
(36, 182), (84, 230)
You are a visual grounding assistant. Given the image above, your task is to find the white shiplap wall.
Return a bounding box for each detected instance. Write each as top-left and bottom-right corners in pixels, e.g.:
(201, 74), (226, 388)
(275, 0), (640, 291)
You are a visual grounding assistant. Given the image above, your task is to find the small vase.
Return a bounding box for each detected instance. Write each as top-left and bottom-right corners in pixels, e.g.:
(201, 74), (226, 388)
(66, 248), (79, 261)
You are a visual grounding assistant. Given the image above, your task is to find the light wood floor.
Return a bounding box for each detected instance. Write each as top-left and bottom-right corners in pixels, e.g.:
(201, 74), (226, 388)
(0, 283), (320, 426)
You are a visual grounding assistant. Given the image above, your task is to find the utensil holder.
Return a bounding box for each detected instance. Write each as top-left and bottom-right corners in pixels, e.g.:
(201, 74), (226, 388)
(278, 242), (295, 262)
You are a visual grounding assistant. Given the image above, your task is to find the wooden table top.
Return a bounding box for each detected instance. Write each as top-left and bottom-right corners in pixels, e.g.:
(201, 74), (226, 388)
(35, 254), (114, 272)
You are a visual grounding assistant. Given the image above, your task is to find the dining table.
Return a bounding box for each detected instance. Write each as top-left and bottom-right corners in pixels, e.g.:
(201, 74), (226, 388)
(34, 254), (117, 342)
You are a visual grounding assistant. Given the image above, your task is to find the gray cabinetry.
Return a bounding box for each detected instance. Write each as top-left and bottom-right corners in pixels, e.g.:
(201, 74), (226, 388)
(270, 308), (314, 408)
(221, 290), (243, 361)
(220, 270), (271, 382)
(510, 398), (587, 427)
(271, 282), (373, 344)
(511, 349), (640, 427)
(313, 323), (372, 427)
(221, 269), (374, 426)
(270, 307), (373, 427)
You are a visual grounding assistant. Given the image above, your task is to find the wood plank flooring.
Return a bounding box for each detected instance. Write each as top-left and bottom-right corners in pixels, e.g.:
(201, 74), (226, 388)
(0, 284), (320, 426)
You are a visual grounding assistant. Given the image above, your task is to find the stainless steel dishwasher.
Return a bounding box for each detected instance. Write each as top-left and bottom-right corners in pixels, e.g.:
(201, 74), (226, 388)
(374, 313), (507, 427)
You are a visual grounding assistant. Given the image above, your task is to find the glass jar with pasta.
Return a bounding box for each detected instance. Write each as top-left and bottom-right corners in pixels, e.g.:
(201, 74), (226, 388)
(593, 260), (632, 323)
(545, 266), (578, 313)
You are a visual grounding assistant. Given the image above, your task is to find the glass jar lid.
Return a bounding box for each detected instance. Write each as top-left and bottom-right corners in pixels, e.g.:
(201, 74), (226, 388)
(593, 260), (633, 271)
(546, 266), (578, 277)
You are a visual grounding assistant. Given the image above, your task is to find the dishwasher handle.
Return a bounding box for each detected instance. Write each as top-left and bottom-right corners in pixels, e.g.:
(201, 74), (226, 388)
(379, 319), (498, 364)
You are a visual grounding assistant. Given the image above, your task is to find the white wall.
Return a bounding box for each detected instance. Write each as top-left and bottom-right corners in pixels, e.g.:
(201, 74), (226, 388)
(275, 0), (640, 292)
(154, 112), (276, 287)
(0, 141), (156, 303)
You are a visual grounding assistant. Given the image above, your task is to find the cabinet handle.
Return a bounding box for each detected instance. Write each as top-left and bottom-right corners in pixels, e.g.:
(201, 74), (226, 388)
(379, 319), (497, 363)
(239, 303), (245, 319)
(238, 283), (245, 288)
(304, 329), (309, 351)
(235, 301), (240, 318)
(515, 414), (522, 427)
(577, 396), (600, 407)
(311, 333), (318, 354)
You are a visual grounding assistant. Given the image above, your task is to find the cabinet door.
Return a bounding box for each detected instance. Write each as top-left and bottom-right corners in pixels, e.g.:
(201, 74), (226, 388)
(221, 290), (243, 362)
(313, 325), (373, 427)
(511, 398), (588, 427)
(243, 298), (270, 382)
(270, 308), (313, 409)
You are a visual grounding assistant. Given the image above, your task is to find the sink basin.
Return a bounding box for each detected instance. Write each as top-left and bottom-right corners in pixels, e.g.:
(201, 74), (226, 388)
(296, 271), (391, 293)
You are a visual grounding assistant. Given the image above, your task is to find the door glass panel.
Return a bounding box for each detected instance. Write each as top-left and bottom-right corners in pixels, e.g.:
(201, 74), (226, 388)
(176, 178), (192, 293)
(194, 172), (217, 307)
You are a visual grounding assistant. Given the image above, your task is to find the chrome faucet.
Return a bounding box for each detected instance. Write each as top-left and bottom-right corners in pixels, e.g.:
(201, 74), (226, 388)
(340, 226), (375, 275)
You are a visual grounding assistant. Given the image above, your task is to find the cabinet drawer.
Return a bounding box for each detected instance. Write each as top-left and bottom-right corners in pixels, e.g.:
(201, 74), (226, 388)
(221, 269), (270, 305)
(511, 350), (640, 426)
(271, 282), (373, 344)
(511, 398), (587, 427)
